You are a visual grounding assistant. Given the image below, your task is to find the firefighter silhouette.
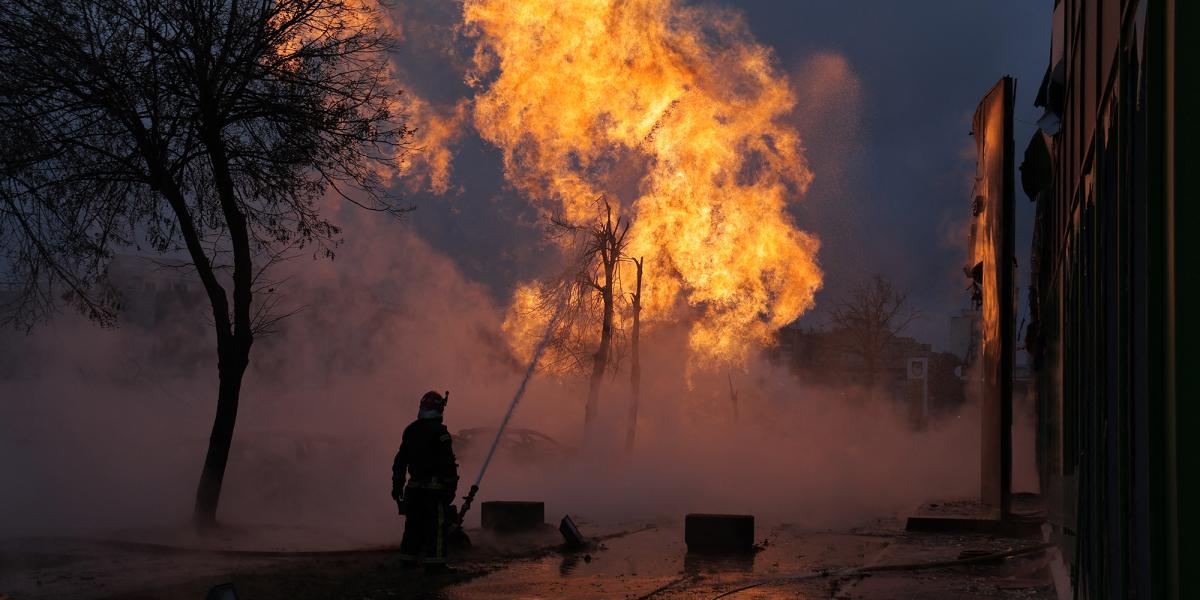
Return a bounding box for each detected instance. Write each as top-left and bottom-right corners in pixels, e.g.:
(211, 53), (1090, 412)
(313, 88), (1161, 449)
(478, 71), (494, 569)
(391, 390), (459, 571)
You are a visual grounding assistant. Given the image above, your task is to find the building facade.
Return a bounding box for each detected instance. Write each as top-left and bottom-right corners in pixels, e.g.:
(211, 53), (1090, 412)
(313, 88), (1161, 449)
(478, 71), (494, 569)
(1024, 1), (1197, 597)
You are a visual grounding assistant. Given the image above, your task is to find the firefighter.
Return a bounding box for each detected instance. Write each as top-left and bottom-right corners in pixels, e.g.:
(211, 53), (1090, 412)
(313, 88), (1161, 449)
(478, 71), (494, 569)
(391, 390), (459, 572)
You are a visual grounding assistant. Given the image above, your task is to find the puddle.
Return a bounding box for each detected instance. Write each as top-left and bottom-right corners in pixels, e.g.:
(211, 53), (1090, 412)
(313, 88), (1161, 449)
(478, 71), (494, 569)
(444, 522), (869, 599)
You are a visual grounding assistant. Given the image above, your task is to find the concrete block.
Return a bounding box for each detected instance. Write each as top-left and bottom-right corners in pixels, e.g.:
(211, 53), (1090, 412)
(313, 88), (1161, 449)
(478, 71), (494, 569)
(559, 514), (586, 548)
(480, 501), (544, 532)
(685, 513), (754, 554)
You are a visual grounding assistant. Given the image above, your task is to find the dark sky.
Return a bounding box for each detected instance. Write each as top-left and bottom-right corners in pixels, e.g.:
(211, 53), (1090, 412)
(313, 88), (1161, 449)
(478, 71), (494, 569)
(393, 0), (1051, 353)
(730, 1), (1049, 350)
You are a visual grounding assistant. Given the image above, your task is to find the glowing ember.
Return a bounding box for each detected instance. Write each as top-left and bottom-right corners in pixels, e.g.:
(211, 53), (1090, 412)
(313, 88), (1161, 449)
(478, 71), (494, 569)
(466, 0), (823, 370)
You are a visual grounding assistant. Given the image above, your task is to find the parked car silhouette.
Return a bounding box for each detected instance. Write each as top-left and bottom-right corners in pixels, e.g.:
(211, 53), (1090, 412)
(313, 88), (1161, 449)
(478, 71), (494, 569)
(451, 427), (571, 465)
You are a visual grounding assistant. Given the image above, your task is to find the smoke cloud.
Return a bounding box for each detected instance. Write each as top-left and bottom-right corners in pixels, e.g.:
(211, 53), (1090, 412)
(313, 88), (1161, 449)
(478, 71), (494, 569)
(1, 0), (984, 550)
(1, 206), (977, 545)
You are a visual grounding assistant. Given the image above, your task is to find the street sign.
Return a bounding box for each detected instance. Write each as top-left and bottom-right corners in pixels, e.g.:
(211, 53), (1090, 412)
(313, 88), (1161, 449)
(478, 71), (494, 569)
(908, 357), (928, 379)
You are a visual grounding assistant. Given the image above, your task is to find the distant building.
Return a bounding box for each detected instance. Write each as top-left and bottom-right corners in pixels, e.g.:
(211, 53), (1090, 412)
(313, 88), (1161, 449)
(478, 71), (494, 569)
(102, 254), (206, 328)
(101, 254), (212, 373)
(0, 255), (212, 379)
(947, 309), (981, 364)
(772, 327), (965, 420)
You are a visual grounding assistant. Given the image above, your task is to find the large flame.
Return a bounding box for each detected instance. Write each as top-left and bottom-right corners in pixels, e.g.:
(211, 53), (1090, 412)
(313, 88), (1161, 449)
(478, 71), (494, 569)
(465, 0), (823, 369)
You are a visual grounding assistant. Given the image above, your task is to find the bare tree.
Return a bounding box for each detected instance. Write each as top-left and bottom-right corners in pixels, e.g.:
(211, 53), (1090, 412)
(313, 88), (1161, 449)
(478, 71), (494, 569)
(571, 200), (629, 425)
(0, 0), (409, 527)
(531, 197), (631, 429)
(828, 274), (921, 388)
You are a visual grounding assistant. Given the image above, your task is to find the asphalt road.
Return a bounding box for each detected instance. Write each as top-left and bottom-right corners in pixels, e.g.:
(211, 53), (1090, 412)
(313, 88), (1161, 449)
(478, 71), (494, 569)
(1, 516), (1057, 600)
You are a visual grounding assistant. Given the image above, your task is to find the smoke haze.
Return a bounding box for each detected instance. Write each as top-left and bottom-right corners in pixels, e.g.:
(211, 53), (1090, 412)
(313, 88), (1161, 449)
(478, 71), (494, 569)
(0, 0), (1039, 548)
(1, 208), (979, 546)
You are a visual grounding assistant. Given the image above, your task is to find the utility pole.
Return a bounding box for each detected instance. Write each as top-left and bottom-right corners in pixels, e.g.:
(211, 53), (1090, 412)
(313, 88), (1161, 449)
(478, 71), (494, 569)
(625, 257), (643, 451)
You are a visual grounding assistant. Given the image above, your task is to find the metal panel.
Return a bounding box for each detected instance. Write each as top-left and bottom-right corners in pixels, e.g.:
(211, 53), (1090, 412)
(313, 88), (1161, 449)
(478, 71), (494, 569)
(971, 77), (1015, 517)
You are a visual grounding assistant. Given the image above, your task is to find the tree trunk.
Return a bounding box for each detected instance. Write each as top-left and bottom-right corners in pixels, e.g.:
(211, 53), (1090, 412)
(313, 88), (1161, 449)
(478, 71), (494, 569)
(140, 147), (245, 528)
(625, 258), (642, 451)
(139, 142), (247, 530)
(586, 259), (616, 425)
(191, 106), (257, 528)
(193, 338), (250, 528)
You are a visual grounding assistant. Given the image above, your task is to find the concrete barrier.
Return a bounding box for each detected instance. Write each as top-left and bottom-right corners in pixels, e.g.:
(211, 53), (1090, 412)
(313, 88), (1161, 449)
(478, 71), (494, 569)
(684, 513), (754, 554)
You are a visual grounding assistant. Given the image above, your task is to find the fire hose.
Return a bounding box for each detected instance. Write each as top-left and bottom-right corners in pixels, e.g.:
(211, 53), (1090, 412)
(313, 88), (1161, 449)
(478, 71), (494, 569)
(708, 542), (1054, 599)
(455, 293), (568, 527)
(633, 541), (1054, 600)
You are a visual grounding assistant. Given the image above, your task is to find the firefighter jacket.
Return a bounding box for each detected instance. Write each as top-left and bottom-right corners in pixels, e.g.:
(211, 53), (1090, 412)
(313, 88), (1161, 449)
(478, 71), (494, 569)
(392, 416), (459, 502)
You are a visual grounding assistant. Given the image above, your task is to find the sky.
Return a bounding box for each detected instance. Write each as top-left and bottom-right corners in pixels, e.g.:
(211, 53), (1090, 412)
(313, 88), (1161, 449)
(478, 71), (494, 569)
(0, 1), (1054, 357)
(388, 0), (1051, 354)
(728, 1), (1050, 350)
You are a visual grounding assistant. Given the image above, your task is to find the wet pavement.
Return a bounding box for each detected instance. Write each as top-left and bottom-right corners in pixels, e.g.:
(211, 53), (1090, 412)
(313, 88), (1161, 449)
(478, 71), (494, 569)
(0, 513), (1058, 599)
(445, 518), (1056, 599)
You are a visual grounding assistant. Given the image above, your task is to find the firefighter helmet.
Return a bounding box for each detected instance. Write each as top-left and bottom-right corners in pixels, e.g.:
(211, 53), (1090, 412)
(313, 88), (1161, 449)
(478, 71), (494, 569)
(420, 390), (448, 412)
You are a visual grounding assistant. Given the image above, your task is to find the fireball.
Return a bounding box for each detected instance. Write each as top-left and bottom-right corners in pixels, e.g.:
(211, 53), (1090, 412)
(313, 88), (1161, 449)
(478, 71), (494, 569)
(466, 0), (823, 370)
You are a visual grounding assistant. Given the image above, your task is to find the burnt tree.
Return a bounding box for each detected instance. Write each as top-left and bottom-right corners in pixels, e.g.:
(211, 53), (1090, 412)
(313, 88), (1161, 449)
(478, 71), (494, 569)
(0, 0), (409, 527)
(542, 198), (630, 429)
(580, 201), (628, 425)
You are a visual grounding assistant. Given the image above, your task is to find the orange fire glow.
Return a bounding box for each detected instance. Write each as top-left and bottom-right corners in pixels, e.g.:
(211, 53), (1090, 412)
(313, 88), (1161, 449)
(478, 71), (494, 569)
(396, 97), (470, 195)
(468, 0), (823, 371)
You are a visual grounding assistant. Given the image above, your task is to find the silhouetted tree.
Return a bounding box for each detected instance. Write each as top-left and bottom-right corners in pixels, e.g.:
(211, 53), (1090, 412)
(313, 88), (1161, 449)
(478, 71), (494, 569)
(552, 199), (629, 427)
(0, 0), (409, 527)
(828, 274), (921, 389)
(579, 201), (628, 425)
(523, 198), (631, 430)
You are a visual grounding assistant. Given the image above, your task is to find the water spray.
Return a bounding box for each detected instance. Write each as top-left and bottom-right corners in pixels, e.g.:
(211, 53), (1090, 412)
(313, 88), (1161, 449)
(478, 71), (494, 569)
(456, 294), (567, 526)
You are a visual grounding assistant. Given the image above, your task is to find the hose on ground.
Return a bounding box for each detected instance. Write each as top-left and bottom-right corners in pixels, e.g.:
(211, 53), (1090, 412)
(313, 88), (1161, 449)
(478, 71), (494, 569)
(709, 541), (1054, 599)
